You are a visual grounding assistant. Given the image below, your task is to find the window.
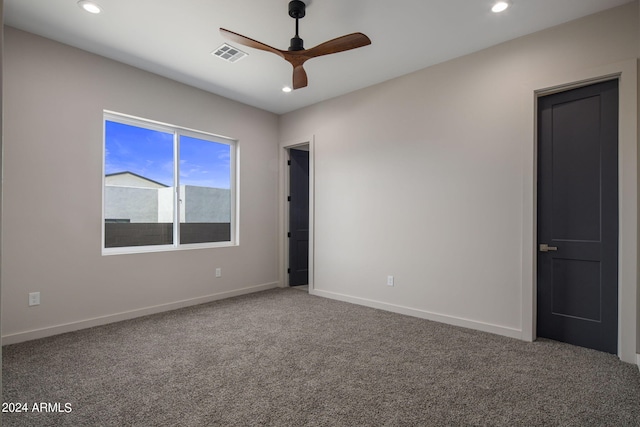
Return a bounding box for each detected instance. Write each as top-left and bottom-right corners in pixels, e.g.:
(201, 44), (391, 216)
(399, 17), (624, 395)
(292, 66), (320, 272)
(103, 112), (236, 253)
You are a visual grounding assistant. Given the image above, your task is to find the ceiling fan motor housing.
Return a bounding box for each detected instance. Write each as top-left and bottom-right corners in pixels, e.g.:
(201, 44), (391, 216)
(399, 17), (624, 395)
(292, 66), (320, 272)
(289, 36), (304, 51)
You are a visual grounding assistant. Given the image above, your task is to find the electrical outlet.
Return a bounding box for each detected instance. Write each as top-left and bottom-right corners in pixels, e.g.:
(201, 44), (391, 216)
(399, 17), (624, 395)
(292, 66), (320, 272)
(387, 275), (394, 287)
(215, 268), (222, 278)
(29, 292), (40, 306)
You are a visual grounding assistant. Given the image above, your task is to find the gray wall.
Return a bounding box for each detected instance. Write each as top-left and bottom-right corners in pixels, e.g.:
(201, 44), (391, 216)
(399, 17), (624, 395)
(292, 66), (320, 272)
(2, 27), (280, 342)
(280, 2), (639, 363)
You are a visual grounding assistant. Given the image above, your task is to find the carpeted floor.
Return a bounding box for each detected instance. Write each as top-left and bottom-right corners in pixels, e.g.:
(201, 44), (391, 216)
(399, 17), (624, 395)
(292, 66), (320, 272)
(3, 288), (640, 426)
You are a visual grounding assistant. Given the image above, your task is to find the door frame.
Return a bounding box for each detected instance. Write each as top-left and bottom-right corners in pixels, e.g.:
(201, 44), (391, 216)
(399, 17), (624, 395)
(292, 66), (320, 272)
(527, 60), (638, 364)
(280, 137), (315, 291)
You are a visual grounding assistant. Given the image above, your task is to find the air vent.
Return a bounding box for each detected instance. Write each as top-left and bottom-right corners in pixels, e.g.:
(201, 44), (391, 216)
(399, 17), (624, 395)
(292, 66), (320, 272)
(212, 44), (248, 63)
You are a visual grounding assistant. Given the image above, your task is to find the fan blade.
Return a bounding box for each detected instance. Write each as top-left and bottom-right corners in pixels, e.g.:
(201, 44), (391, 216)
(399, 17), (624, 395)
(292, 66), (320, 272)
(305, 32), (371, 58)
(292, 64), (308, 89)
(219, 28), (285, 59)
(220, 28), (370, 90)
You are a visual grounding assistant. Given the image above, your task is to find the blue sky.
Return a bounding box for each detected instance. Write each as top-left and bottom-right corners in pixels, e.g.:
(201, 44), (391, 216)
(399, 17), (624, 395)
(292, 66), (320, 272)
(105, 121), (231, 189)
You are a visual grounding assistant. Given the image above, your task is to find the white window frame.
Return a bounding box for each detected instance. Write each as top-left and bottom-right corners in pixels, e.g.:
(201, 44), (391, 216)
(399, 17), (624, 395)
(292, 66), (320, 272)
(102, 111), (238, 255)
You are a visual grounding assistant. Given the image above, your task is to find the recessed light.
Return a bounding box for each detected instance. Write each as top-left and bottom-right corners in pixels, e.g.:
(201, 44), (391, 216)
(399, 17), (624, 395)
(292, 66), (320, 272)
(492, 1), (509, 13)
(78, 1), (102, 14)
(282, 86), (292, 93)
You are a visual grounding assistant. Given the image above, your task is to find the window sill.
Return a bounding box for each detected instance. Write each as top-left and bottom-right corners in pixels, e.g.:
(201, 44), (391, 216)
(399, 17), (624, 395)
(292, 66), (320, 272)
(102, 241), (237, 256)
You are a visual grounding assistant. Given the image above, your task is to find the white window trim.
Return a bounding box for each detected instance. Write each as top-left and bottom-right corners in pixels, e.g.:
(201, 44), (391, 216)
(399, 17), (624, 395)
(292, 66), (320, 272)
(102, 111), (238, 255)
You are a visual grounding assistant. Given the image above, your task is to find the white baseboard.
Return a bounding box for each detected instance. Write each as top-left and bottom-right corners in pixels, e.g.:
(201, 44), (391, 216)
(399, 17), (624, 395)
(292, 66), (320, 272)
(2, 282), (279, 346)
(311, 289), (522, 340)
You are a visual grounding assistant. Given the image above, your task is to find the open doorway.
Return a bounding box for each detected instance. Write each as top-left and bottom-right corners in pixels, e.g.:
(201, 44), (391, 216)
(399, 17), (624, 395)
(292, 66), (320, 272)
(285, 143), (312, 292)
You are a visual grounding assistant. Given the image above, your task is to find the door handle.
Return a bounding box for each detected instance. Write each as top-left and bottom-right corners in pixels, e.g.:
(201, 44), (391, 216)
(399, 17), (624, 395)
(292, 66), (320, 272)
(539, 243), (558, 252)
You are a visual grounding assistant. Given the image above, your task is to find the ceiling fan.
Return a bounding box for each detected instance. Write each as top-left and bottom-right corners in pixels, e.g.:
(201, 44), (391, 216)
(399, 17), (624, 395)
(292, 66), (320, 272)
(220, 0), (371, 90)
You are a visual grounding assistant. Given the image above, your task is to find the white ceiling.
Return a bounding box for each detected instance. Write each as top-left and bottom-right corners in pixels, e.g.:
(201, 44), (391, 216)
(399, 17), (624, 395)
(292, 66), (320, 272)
(4, 0), (633, 114)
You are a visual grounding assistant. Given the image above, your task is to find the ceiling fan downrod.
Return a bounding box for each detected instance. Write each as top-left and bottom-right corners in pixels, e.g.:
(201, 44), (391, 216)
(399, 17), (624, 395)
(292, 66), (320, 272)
(288, 0), (305, 51)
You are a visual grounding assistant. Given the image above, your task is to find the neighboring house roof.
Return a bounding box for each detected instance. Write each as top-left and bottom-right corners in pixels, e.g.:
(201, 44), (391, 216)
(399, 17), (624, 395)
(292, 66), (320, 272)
(105, 172), (169, 189)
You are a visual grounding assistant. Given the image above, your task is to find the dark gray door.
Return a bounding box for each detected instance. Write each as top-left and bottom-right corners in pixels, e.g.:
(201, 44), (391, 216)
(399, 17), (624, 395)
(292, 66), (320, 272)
(288, 149), (309, 286)
(537, 79), (618, 354)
